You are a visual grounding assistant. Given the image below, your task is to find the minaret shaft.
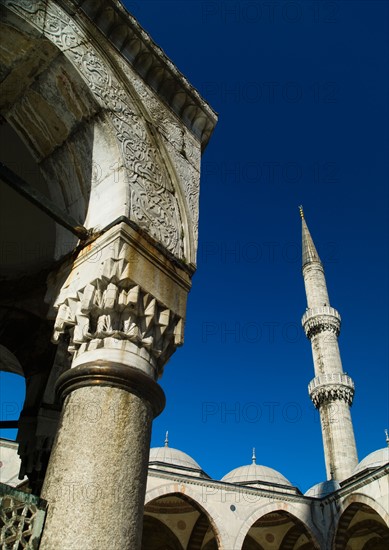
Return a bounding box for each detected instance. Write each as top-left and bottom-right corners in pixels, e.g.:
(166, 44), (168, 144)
(310, 331), (343, 377)
(303, 264), (330, 308)
(301, 211), (358, 481)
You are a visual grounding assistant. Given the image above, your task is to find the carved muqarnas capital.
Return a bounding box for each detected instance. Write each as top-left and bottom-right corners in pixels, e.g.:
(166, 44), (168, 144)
(309, 383), (355, 409)
(302, 307), (341, 339)
(53, 280), (183, 378)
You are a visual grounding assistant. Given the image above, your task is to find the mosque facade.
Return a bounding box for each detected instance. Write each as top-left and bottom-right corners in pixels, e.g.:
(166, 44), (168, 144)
(0, 1), (388, 549)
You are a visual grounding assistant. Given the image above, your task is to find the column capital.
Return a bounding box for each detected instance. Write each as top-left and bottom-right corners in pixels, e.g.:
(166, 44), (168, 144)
(48, 222), (192, 379)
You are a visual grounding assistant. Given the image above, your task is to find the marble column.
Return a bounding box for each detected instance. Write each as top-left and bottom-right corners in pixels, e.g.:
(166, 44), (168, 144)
(40, 223), (191, 549)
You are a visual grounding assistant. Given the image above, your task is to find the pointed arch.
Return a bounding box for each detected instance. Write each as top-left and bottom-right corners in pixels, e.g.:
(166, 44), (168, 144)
(334, 500), (389, 549)
(143, 491), (221, 550)
(145, 482), (230, 548)
(235, 502), (322, 550)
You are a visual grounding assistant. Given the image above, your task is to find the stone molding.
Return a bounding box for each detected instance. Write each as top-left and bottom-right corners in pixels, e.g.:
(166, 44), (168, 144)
(147, 471), (308, 504)
(308, 374), (355, 408)
(56, 361), (166, 417)
(302, 307), (341, 339)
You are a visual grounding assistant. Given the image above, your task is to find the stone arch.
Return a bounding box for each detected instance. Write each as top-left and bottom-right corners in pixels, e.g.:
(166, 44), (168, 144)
(2, 7), (97, 259)
(236, 502), (321, 550)
(2, 0), (191, 264)
(145, 484), (229, 549)
(333, 495), (389, 550)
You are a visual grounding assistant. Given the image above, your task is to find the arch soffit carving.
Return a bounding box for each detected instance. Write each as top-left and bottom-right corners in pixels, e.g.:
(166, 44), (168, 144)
(3, 0), (192, 263)
(145, 483), (231, 550)
(234, 501), (322, 550)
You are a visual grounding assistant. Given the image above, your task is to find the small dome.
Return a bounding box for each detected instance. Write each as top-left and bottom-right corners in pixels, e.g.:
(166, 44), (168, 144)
(353, 448), (389, 475)
(305, 480), (340, 498)
(221, 463), (292, 487)
(149, 446), (202, 471)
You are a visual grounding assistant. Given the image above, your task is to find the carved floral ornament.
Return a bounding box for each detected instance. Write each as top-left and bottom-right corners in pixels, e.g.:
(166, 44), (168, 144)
(4, 0), (198, 261)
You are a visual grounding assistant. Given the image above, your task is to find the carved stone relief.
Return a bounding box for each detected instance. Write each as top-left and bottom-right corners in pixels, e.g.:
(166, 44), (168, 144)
(4, 0), (192, 260)
(52, 233), (184, 376)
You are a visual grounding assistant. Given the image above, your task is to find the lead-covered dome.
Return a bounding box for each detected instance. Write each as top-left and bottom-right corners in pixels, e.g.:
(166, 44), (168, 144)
(221, 450), (292, 489)
(149, 433), (207, 478)
(222, 463), (292, 487)
(305, 480), (340, 498)
(149, 446), (201, 470)
(353, 447), (389, 475)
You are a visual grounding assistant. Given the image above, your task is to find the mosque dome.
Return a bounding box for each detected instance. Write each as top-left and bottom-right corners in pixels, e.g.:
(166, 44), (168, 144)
(149, 446), (202, 471)
(353, 447), (389, 475)
(305, 480), (340, 498)
(148, 432), (205, 477)
(221, 450), (292, 488)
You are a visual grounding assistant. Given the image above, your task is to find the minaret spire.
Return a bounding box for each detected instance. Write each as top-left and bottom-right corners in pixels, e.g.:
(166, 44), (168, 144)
(300, 205), (322, 268)
(164, 431), (169, 447)
(300, 210), (358, 481)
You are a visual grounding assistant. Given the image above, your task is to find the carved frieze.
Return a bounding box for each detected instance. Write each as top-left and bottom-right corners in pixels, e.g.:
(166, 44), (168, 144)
(108, 41), (202, 257)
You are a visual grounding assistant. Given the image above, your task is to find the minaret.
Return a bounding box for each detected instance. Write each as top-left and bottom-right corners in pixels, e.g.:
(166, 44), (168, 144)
(300, 207), (358, 481)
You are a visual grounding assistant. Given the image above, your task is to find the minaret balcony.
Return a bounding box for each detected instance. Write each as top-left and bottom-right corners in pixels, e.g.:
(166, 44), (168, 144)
(302, 306), (341, 338)
(308, 373), (355, 408)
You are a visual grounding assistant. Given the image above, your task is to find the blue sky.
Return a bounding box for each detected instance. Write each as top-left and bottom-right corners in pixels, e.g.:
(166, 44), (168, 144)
(1, 0), (388, 493)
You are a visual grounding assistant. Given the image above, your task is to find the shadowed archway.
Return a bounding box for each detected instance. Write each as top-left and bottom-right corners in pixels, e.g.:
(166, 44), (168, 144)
(242, 510), (319, 549)
(142, 493), (219, 550)
(334, 502), (389, 549)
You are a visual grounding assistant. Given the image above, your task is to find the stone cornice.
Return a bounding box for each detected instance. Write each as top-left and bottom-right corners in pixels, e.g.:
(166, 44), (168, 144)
(147, 469), (307, 504)
(321, 464), (389, 504)
(62, 0), (217, 150)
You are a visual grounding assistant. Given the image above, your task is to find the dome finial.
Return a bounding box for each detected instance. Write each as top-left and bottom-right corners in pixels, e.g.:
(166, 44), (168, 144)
(299, 205), (304, 219)
(252, 447), (256, 464)
(164, 431), (169, 447)
(385, 429), (389, 447)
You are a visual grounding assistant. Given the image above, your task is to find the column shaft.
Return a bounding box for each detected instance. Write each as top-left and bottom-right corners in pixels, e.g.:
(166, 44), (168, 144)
(40, 385), (153, 550)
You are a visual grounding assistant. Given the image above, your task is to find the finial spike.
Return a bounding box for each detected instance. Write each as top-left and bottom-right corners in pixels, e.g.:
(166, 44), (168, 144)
(299, 205), (304, 219)
(252, 447), (256, 464)
(164, 431), (169, 447)
(385, 429), (389, 447)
